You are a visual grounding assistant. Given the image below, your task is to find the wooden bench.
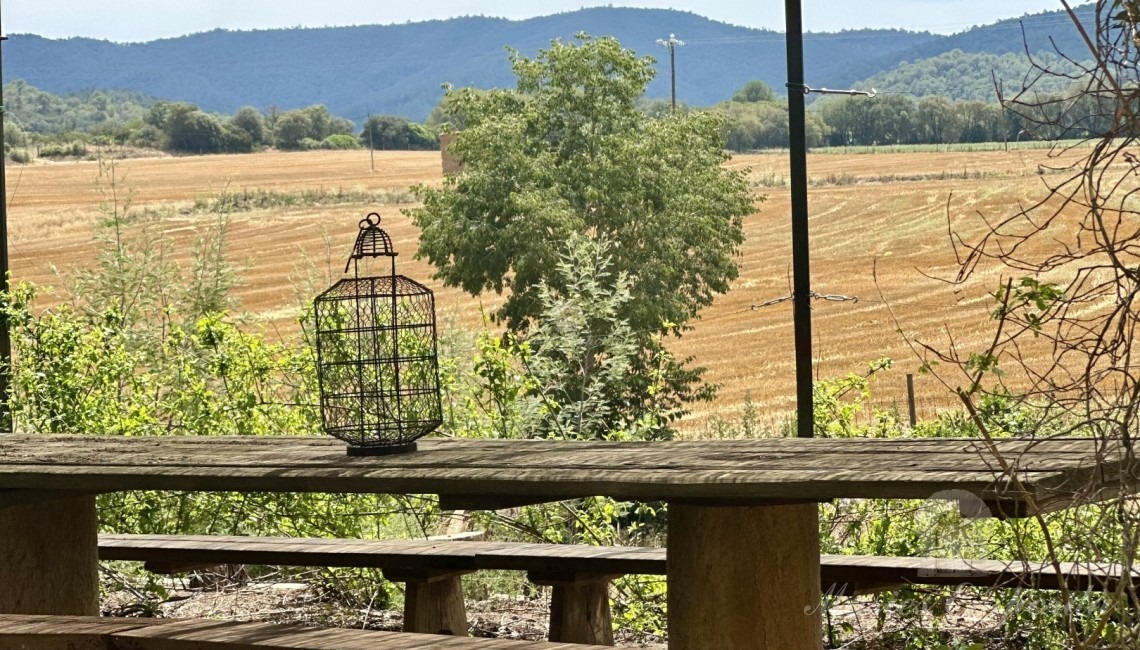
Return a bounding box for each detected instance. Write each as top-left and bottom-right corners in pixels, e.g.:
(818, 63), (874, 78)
(0, 614), (612, 649)
(98, 534), (1134, 646)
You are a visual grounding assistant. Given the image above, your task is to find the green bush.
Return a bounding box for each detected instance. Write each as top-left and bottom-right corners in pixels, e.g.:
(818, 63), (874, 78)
(39, 142), (88, 158)
(320, 134), (360, 150)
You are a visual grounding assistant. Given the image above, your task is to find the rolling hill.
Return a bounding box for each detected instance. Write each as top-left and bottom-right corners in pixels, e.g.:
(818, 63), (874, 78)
(1, 4), (1096, 122)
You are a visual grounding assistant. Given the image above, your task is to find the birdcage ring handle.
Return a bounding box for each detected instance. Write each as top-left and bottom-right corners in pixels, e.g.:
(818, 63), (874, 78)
(359, 212), (382, 229)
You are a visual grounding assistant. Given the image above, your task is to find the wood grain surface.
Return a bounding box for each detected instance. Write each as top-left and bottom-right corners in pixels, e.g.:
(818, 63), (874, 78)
(0, 615), (613, 649)
(0, 435), (1132, 509)
(97, 533), (1138, 593)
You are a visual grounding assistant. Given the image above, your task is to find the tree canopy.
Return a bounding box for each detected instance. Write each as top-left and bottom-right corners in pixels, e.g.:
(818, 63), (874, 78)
(409, 34), (753, 336)
(731, 80), (777, 103)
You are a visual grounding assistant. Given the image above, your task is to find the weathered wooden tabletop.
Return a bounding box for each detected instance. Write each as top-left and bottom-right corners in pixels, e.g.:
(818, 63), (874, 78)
(0, 434), (1130, 512)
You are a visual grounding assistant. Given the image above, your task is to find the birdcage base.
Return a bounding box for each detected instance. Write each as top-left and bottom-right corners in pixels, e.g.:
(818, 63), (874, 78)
(346, 441), (419, 456)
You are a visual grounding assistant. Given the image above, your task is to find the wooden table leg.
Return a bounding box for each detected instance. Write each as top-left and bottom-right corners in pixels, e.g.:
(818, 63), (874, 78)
(0, 494), (99, 615)
(528, 571), (616, 646)
(384, 568), (470, 636)
(667, 502), (821, 650)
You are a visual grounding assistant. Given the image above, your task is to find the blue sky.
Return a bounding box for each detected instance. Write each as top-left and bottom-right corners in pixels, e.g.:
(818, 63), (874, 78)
(5, 1), (1077, 42)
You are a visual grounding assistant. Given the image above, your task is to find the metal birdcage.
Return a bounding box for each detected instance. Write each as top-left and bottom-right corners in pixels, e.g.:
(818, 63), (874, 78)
(314, 212), (442, 455)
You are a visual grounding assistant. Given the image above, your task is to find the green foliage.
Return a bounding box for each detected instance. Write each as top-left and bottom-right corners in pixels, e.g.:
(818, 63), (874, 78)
(817, 94), (1020, 146)
(411, 34), (753, 337)
(221, 123), (254, 153)
(230, 106), (267, 145)
(0, 152), (409, 612)
(153, 103), (227, 154)
(191, 186), (415, 214)
(37, 141), (88, 158)
(716, 100), (830, 151)
(359, 115), (437, 150)
(320, 134), (361, 150)
(273, 105), (355, 150)
(731, 79), (777, 103)
(857, 50), (1086, 103)
(5, 80), (156, 134)
(274, 111), (315, 150)
(811, 357), (899, 438)
(809, 364), (1140, 649)
(519, 234), (693, 439)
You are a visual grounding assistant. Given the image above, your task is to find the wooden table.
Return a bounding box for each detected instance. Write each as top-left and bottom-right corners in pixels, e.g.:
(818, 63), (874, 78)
(0, 434), (1133, 649)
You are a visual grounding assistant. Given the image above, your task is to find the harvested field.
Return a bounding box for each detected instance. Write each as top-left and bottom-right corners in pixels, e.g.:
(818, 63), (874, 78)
(3, 146), (1087, 432)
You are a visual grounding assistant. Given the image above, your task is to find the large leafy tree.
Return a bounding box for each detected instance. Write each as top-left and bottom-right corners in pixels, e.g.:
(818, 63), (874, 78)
(410, 34), (752, 336)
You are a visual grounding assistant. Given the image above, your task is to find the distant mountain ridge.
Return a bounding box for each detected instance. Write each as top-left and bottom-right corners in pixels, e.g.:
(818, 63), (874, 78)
(1, 4), (1095, 122)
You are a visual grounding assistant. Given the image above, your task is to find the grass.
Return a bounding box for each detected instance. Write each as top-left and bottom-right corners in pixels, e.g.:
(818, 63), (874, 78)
(194, 186), (418, 214)
(811, 139), (1067, 154)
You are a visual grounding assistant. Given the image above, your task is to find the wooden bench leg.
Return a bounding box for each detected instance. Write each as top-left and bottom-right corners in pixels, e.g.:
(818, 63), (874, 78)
(667, 502), (821, 650)
(529, 571), (615, 646)
(384, 568), (469, 636)
(0, 494), (99, 615)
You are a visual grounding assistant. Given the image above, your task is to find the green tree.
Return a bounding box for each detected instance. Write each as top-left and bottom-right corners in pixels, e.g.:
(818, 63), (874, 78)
(360, 115), (437, 150)
(731, 79), (777, 103)
(410, 34), (752, 336)
(220, 123), (254, 153)
(273, 110), (312, 150)
(717, 100), (829, 150)
(302, 105), (332, 140)
(167, 109), (224, 153)
(230, 106), (266, 145)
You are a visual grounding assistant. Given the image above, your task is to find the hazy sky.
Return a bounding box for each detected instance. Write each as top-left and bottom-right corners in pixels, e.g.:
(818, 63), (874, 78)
(3, 1), (1078, 43)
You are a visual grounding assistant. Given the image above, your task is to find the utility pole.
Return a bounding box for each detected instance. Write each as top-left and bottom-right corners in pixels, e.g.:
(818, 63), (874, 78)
(656, 33), (684, 112)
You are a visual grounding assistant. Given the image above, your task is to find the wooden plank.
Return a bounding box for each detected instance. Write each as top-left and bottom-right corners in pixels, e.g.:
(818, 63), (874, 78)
(475, 542), (664, 575)
(0, 614), (170, 650)
(97, 534), (1139, 594)
(110, 618), (615, 648)
(0, 435), (1118, 473)
(0, 435), (1132, 511)
(100, 534), (494, 571)
(0, 436), (1116, 474)
(818, 555), (1138, 592)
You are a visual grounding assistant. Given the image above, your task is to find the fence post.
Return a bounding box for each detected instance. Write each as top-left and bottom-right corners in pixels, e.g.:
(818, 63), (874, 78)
(906, 373), (917, 427)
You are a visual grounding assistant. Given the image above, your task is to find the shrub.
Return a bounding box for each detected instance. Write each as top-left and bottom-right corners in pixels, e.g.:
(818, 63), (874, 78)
(320, 134), (360, 150)
(39, 142), (88, 158)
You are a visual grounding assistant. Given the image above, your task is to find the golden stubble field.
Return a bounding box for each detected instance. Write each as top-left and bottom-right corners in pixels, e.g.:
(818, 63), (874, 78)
(3, 147), (1084, 430)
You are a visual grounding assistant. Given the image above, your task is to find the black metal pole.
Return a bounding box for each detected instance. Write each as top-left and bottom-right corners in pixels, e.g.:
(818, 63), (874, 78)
(785, 0), (813, 438)
(669, 42), (677, 111)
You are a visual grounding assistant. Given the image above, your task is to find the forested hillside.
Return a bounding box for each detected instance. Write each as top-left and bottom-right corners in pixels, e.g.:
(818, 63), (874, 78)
(4, 8), (940, 120)
(854, 50), (1087, 102)
(3, 5), (1096, 121)
(3, 79), (157, 134)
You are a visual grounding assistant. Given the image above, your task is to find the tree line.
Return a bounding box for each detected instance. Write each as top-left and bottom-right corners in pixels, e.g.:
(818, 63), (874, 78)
(3, 72), (1109, 160)
(712, 80), (1087, 150)
(3, 83), (441, 157)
